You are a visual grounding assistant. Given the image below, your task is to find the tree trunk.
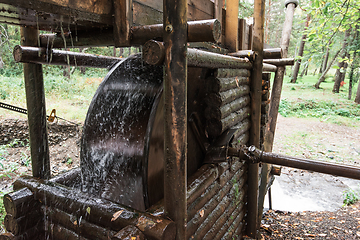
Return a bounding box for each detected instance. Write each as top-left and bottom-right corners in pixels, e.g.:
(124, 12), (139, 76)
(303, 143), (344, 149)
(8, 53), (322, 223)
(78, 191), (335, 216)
(291, 14), (310, 83)
(315, 49), (342, 89)
(333, 29), (351, 93)
(355, 79), (360, 104)
(322, 45), (330, 73)
(300, 60), (308, 77)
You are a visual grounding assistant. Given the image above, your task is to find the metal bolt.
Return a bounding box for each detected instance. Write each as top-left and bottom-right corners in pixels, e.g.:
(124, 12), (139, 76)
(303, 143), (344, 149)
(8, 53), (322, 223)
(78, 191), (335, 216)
(165, 25), (173, 33)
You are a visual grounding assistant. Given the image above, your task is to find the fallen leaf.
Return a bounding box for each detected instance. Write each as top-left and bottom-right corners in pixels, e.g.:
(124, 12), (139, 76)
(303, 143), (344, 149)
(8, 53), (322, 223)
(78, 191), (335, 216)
(199, 209), (204, 218)
(111, 210), (124, 221)
(86, 207), (91, 215)
(73, 221), (77, 225)
(329, 217), (336, 219)
(318, 234), (327, 237)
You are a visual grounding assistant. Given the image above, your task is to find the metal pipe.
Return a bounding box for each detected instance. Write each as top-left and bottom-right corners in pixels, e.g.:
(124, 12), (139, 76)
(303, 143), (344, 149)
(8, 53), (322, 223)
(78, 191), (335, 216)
(39, 20), (221, 48)
(21, 27), (50, 180)
(228, 146), (360, 180)
(13, 45), (121, 68)
(143, 40), (252, 69)
(163, 0), (188, 239)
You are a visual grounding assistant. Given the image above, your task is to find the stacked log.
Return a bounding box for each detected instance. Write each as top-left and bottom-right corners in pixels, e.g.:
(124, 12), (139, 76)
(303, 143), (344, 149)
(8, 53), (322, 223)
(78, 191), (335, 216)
(1, 174), (175, 240)
(261, 73), (271, 145)
(205, 68), (251, 141)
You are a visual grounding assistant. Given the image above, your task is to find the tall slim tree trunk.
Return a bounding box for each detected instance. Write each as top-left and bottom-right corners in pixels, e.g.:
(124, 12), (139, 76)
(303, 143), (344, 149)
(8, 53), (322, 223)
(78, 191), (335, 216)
(355, 79), (360, 104)
(315, 49), (342, 89)
(322, 45), (330, 73)
(333, 29), (351, 93)
(300, 60), (308, 77)
(348, 54), (356, 100)
(291, 14), (310, 83)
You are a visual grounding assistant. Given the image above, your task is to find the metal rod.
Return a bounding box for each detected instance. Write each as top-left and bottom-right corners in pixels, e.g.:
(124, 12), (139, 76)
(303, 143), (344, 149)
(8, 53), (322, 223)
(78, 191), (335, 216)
(143, 40), (252, 69)
(39, 20), (221, 48)
(14, 45), (121, 68)
(163, 0), (188, 239)
(247, 0), (265, 237)
(21, 27), (50, 180)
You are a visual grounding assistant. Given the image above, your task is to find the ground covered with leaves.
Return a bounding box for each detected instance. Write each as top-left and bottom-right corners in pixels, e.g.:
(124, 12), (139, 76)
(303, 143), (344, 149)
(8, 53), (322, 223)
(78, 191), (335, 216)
(260, 202), (360, 239)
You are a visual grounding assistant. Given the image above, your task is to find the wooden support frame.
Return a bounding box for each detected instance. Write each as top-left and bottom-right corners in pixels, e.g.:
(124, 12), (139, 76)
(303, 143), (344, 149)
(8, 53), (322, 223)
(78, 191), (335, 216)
(113, 0), (133, 47)
(224, 0), (239, 52)
(163, 0), (188, 239)
(21, 27), (50, 179)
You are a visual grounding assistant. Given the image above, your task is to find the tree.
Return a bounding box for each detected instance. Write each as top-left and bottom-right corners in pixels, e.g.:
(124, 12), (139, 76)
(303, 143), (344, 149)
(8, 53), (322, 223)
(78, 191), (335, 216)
(291, 14), (311, 83)
(333, 29), (351, 93)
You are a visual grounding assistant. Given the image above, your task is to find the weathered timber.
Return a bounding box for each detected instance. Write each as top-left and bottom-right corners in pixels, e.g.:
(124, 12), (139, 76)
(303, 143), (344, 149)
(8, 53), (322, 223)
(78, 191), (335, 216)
(224, 0), (239, 52)
(263, 63), (277, 72)
(163, 1), (188, 240)
(45, 223), (89, 240)
(206, 76), (250, 93)
(112, 226), (146, 240)
(186, 165), (246, 237)
(232, 118), (251, 141)
(113, 0), (132, 47)
(213, 205), (245, 240)
(14, 46), (121, 68)
(143, 40), (252, 68)
(0, 226), (42, 240)
(235, 132), (250, 145)
(214, 68), (251, 78)
(49, 167), (81, 187)
(4, 213), (41, 236)
(41, 206), (116, 240)
(206, 107), (250, 137)
(221, 209), (245, 239)
(13, 177), (176, 240)
(3, 188), (40, 219)
(189, 179), (246, 240)
(205, 86), (250, 108)
(271, 166), (282, 176)
(187, 165), (219, 204)
(39, 20), (221, 48)
(248, 0), (265, 236)
(187, 162), (244, 221)
(263, 58), (295, 66)
(205, 96), (250, 120)
(21, 27), (50, 180)
(202, 187), (246, 240)
(228, 48), (282, 59)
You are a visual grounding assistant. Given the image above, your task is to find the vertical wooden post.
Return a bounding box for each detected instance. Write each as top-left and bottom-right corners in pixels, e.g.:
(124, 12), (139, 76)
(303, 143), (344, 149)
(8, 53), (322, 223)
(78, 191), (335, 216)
(247, 0), (265, 238)
(163, 0), (187, 239)
(224, 0), (239, 52)
(260, 0), (298, 230)
(113, 0), (132, 47)
(21, 27), (50, 179)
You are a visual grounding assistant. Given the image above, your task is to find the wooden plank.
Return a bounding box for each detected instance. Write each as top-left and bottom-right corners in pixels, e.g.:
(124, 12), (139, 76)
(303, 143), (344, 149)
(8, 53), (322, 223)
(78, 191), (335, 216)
(224, 0), (238, 51)
(113, 0), (132, 47)
(238, 19), (246, 50)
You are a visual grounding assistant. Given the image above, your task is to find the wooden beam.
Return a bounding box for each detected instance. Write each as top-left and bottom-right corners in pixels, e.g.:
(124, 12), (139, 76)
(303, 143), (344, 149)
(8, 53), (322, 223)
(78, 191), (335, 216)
(113, 0), (133, 47)
(163, 0), (188, 240)
(21, 27), (50, 180)
(224, 0), (239, 51)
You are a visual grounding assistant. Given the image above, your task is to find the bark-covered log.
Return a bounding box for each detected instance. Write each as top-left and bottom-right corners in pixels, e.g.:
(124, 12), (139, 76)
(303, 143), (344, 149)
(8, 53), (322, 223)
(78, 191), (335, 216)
(228, 48), (282, 59)
(206, 76), (249, 93)
(3, 188), (40, 219)
(263, 63), (277, 72)
(205, 86), (250, 108)
(206, 107), (250, 137)
(112, 225), (146, 240)
(13, 177), (175, 240)
(45, 223), (89, 240)
(205, 96), (250, 120)
(0, 225), (42, 240)
(232, 118), (251, 141)
(49, 167), (81, 187)
(263, 58), (295, 66)
(41, 206), (116, 240)
(4, 212), (41, 236)
(214, 68), (251, 78)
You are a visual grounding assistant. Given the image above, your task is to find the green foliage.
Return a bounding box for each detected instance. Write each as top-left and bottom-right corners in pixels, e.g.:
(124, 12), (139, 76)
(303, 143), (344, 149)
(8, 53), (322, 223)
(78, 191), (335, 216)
(279, 98), (360, 119)
(343, 188), (359, 206)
